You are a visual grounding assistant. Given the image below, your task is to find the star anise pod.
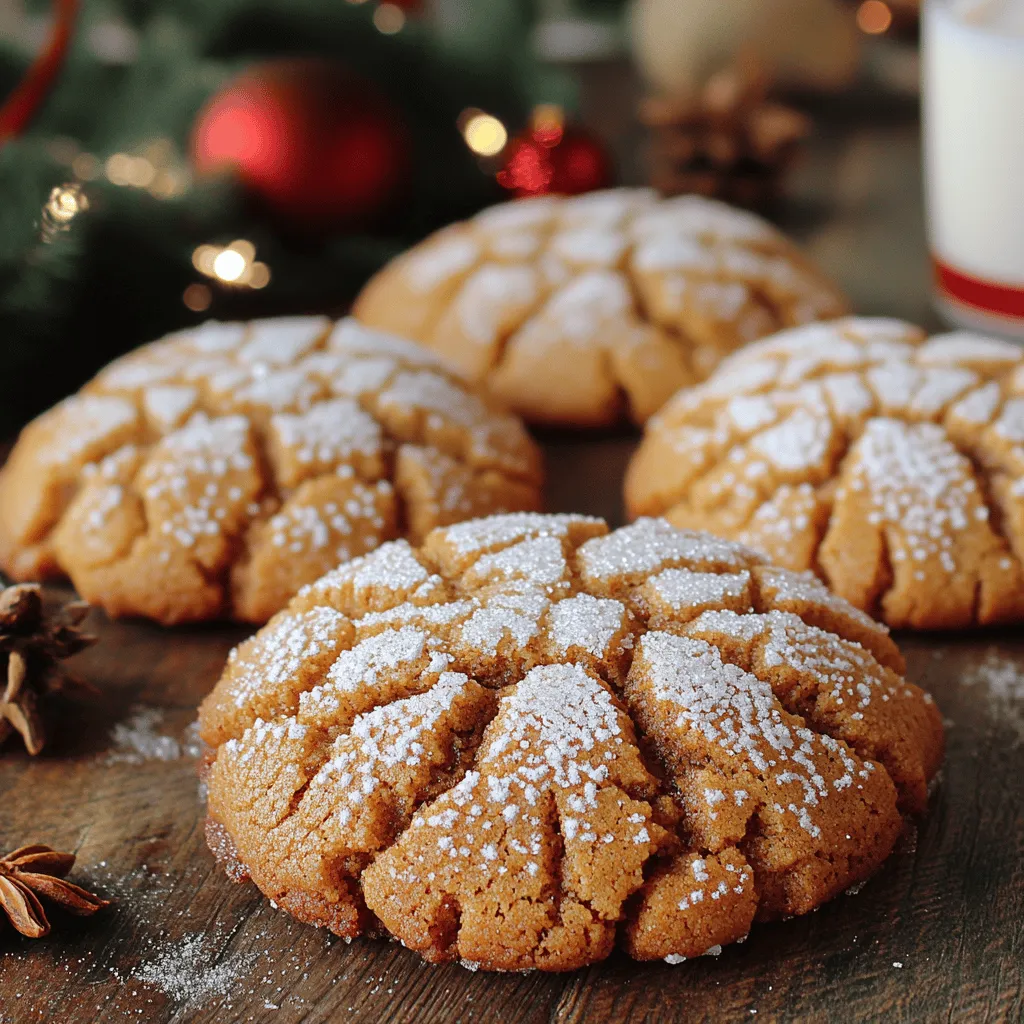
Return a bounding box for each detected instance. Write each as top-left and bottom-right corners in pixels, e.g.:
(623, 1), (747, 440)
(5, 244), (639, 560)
(0, 844), (110, 938)
(641, 61), (811, 209)
(0, 584), (97, 755)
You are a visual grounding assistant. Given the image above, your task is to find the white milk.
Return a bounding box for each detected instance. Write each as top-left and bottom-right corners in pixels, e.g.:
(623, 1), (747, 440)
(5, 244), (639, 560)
(923, 0), (1024, 339)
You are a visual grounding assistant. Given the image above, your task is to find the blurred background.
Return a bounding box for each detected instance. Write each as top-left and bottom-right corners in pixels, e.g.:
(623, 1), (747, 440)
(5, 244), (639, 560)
(0, 0), (927, 433)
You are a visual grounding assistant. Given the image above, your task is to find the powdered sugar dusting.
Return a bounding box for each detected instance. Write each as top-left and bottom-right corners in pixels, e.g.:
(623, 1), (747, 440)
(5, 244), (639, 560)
(630, 317), (1024, 630)
(369, 188), (843, 429)
(105, 707), (195, 764)
(200, 512), (942, 971)
(225, 606), (348, 709)
(634, 630), (877, 837)
(580, 517), (764, 586)
(848, 418), (982, 578)
(442, 512), (600, 556)
(962, 650), (1024, 745)
(131, 933), (258, 1010)
(1, 315), (541, 625)
(549, 593), (628, 658)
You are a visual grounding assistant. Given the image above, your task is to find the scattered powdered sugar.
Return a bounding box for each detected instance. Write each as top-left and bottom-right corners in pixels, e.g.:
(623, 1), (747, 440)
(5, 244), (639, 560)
(458, 586), (549, 655)
(237, 315), (329, 366)
(756, 566), (885, 634)
(635, 631), (874, 838)
(323, 626), (428, 694)
(269, 399), (383, 477)
(645, 568), (752, 615)
(549, 593), (627, 658)
(579, 517), (765, 587)
(961, 650), (1024, 744)
(402, 233), (480, 292)
(747, 408), (833, 473)
(226, 606), (348, 710)
(467, 534), (568, 587)
(105, 707), (201, 764)
(129, 933), (259, 1010)
(483, 663), (624, 779)
(451, 264), (540, 349)
(302, 539), (439, 605)
(441, 511), (600, 556)
(849, 418), (985, 579)
(45, 395), (140, 466)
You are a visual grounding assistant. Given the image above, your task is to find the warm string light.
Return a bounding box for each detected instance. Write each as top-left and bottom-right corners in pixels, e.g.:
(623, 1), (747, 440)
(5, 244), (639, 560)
(105, 152), (154, 188)
(103, 139), (189, 198)
(857, 0), (894, 33)
(46, 137), (188, 198)
(460, 109), (508, 157)
(342, 0), (406, 32)
(41, 182), (88, 241)
(71, 152), (100, 180)
(191, 239), (271, 290)
(373, 3), (406, 33)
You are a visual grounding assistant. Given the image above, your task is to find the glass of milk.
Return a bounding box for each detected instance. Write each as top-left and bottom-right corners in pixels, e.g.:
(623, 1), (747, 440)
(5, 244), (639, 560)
(923, 0), (1024, 340)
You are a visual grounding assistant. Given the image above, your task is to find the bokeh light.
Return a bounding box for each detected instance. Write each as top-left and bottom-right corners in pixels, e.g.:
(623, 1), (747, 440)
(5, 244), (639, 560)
(212, 249), (247, 282)
(41, 183), (89, 241)
(71, 153), (101, 180)
(463, 112), (508, 157)
(182, 283), (213, 312)
(46, 185), (86, 224)
(192, 239), (267, 289)
(373, 4), (405, 33)
(105, 153), (157, 188)
(248, 262), (271, 289)
(857, 1), (893, 33)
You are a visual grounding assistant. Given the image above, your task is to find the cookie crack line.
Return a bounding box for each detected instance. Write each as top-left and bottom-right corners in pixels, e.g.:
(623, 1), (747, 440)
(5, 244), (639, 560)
(627, 317), (1024, 629)
(197, 512), (943, 971)
(0, 316), (544, 625)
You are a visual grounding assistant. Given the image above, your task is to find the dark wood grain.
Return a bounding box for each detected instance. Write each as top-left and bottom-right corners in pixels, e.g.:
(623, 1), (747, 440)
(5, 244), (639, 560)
(3, 100), (1024, 1024)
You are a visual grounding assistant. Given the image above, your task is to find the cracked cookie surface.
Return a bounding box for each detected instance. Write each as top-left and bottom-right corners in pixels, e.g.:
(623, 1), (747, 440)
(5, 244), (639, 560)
(353, 190), (847, 427)
(625, 318), (1024, 629)
(0, 317), (542, 624)
(198, 513), (943, 971)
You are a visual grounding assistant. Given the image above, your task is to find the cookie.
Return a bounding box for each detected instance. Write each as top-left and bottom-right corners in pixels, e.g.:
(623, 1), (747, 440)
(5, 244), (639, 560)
(353, 189), (847, 427)
(198, 513), (942, 971)
(0, 318), (543, 625)
(625, 318), (1024, 629)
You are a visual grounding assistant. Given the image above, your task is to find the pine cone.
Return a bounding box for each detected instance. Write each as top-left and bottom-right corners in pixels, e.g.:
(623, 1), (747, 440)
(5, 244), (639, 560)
(641, 64), (811, 209)
(0, 584), (96, 755)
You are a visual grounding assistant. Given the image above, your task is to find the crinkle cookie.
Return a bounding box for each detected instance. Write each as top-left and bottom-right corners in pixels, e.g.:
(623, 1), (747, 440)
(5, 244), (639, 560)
(198, 513), (942, 972)
(625, 318), (1024, 629)
(0, 318), (542, 625)
(353, 189), (847, 427)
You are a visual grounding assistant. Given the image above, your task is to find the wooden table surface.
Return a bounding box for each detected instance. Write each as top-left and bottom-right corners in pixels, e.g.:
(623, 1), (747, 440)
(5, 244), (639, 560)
(3, 101), (1024, 1024)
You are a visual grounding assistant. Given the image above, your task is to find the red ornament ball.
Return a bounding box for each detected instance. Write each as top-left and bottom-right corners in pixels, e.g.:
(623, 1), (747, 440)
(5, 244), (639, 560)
(191, 59), (410, 229)
(497, 120), (613, 198)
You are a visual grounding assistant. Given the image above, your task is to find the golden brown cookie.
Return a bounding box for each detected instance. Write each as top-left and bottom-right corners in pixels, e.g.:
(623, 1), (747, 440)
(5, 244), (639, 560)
(198, 513), (942, 971)
(0, 318), (542, 624)
(625, 318), (1024, 629)
(353, 190), (847, 427)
